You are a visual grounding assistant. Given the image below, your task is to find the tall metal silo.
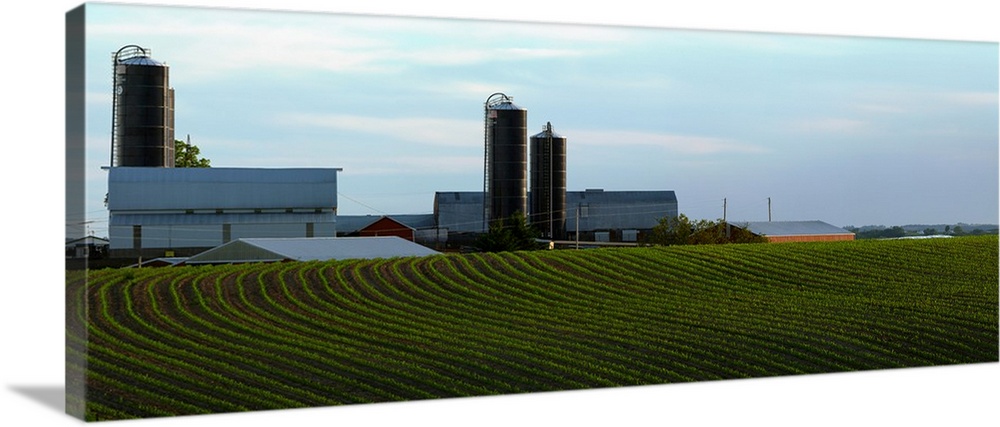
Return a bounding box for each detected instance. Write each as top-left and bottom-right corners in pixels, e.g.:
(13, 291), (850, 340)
(111, 45), (175, 167)
(530, 122), (567, 240)
(483, 93), (528, 229)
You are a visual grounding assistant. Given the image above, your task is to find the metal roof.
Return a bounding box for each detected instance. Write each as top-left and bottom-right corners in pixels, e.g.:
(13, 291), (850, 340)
(65, 236), (110, 245)
(184, 236), (440, 264)
(531, 122), (564, 139)
(489, 101), (525, 111)
(739, 221), (854, 236)
(108, 167), (341, 211)
(531, 129), (564, 139)
(118, 56), (165, 66)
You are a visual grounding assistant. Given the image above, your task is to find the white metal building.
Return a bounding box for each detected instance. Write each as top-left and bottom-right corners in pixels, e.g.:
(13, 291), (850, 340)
(182, 236), (440, 265)
(107, 167), (342, 258)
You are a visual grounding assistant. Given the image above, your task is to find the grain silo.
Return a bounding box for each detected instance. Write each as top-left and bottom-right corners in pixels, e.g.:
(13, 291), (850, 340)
(111, 45), (175, 167)
(529, 122), (567, 240)
(483, 93), (528, 229)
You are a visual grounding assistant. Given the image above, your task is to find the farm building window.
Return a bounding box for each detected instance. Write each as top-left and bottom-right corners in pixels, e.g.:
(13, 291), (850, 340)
(622, 229), (638, 242)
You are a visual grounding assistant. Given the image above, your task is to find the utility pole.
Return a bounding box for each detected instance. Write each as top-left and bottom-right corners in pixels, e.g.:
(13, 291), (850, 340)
(723, 198), (727, 222)
(575, 205), (580, 249)
(768, 197), (772, 222)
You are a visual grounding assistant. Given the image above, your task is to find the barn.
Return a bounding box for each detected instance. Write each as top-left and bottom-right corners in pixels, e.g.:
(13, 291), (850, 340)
(107, 166), (342, 259)
(740, 220), (855, 243)
(433, 189), (677, 245)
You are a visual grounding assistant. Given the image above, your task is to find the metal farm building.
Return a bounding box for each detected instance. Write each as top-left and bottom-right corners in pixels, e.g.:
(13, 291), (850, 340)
(107, 167), (342, 259)
(740, 221), (856, 243)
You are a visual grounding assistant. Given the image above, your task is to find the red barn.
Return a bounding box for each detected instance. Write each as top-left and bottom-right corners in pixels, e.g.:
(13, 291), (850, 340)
(358, 216), (416, 241)
(741, 220), (855, 243)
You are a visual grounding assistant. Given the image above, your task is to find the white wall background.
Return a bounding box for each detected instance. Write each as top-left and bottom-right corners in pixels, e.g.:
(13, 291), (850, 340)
(3, 1), (997, 427)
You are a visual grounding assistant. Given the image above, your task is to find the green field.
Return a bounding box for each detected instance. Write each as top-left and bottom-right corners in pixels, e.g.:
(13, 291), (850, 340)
(66, 236), (999, 421)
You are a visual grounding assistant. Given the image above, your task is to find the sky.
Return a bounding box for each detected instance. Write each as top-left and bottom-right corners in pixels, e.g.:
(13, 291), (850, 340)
(3, 2), (1000, 427)
(72, 3), (999, 238)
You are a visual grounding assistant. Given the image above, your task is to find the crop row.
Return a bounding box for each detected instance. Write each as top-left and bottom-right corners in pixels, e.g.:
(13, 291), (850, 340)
(69, 236), (999, 420)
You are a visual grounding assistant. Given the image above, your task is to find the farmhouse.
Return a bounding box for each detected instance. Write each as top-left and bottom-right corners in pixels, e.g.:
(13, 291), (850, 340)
(739, 220), (855, 243)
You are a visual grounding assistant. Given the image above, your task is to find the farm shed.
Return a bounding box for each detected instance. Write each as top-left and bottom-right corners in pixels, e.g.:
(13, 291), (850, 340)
(739, 220), (855, 243)
(107, 167), (341, 259)
(433, 189), (678, 243)
(66, 236), (109, 259)
(183, 236), (440, 265)
(565, 189), (678, 242)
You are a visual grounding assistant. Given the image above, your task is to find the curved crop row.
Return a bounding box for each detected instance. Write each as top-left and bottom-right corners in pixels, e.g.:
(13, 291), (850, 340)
(70, 236), (999, 421)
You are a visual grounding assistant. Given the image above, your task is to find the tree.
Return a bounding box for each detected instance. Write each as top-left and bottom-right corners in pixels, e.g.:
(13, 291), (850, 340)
(643, 214), (695, 246)
(474, 212), (542, 252)
(174, 137), (211, 167)
(643, 214), (766, 246)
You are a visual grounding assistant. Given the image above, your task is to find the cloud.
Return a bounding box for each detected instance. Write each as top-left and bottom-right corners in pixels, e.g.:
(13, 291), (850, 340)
(939, 91), (998, 106)
(787, 118), (869, 134)
(855, 88), (998, 115)
(277, 113), (482, 147)
(570, 129), (764, 155)
(339, 155), (482, 176)
(87, 8), (605, 82)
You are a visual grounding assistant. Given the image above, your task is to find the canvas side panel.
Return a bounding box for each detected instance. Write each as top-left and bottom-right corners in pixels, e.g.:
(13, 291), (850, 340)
(65, 4), (88, 421)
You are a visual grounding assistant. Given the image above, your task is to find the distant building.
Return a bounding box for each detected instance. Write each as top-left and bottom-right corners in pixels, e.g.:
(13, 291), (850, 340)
(65, 236), (109, 259)
(738, 220), (855, 243)
(565, 189), (678, 243)
(107, 167), (341, 259)
(357, 216), (417, 241)
(433, 189), (678, 244)
(336, 214), (443, 246)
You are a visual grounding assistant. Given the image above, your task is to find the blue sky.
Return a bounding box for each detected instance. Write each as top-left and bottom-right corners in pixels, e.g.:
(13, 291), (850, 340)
(77, 2), (998, 237)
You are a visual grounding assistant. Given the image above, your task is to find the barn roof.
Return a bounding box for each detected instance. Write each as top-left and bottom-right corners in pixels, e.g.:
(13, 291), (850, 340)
(107, 167), (341, 212)
(336, 214), (437, 234)
(184, 236), (440, 264)
(739, 220), (854, 237)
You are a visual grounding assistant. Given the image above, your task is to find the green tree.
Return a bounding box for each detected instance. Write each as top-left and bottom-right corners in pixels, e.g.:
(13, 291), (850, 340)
(643, 214), (766, 246)
(475, 212), (542, 252)
(643, 213), (695, 246)
(174, 138), (211, 167)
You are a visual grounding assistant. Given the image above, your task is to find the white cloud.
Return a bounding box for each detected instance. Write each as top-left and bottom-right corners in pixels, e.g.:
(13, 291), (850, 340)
(787, 118), (868, 134)
(571, 129), (764, 155)
(88, 9), (606, 82)
(277, 113), (482, 147)
(339, 155), (482, 176)
(854, 103), (905, 114)
(939, 91), (998, 106)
